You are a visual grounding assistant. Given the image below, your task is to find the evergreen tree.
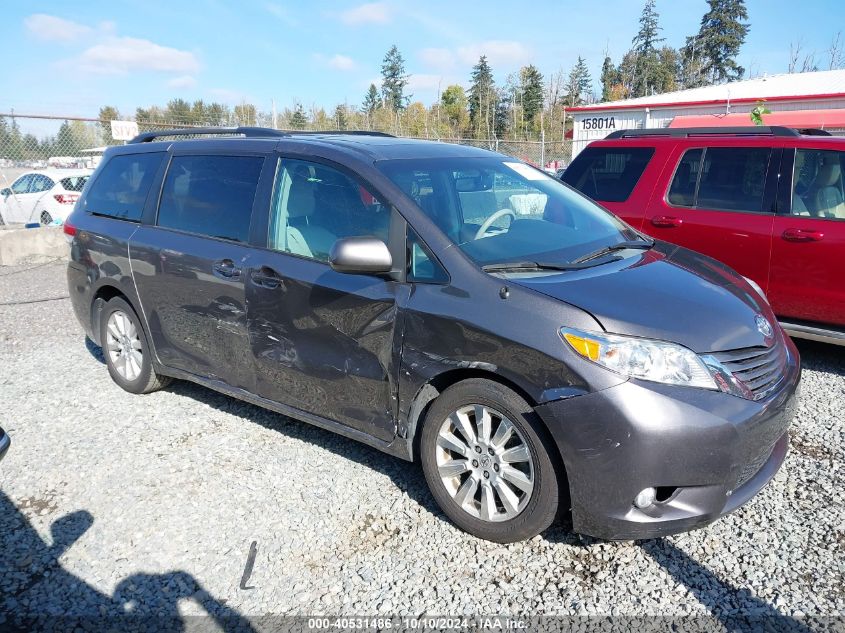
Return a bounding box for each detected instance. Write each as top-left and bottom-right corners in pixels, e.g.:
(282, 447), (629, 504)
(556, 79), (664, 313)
(600, 56), (619, 102)
(165, 98), (192, 123)
(381, 45), (409, 111)
(631, 0), (665, 97)
(468, 55), (496, 138)
(333, 104), (349, 130)
(290, 103), (308, 130)
(519, 65), (545, 128)
(362, 83), (381, 114)
(565, 57), (592, 107)
(681, 0), (749, 86)
(98, 106), (120, 145)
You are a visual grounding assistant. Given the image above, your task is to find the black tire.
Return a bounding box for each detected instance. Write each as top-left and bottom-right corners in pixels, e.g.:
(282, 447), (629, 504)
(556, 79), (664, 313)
(39, 211), (52, 225)
(420, 378), (560, 543)
(99, 297), (171, 394)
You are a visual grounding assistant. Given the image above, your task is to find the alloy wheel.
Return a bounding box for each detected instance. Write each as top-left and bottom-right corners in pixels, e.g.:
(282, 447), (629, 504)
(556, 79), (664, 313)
(435, 404), (535, 522)
(105, 310), (143, 382)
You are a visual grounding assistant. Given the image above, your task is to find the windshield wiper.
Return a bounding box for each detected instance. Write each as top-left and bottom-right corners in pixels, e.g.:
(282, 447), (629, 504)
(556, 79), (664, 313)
(571, 238), (654, 265)
(481, 258), (622, 273)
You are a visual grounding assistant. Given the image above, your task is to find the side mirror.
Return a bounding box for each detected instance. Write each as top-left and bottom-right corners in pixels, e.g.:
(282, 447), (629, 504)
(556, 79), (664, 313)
(1, 188), (10, 198)
(329, 237), (392, 274)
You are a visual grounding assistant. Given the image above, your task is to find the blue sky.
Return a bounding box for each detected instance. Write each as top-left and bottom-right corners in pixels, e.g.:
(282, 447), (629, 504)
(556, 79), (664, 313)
(0, 0), (841, 130)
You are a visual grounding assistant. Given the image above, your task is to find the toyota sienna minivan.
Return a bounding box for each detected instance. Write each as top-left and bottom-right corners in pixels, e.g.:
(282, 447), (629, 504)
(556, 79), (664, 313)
(66, 127), (800, 543)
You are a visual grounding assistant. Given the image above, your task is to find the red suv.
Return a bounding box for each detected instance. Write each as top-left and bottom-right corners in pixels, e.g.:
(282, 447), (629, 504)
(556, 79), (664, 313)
(563, 126), (845, 345)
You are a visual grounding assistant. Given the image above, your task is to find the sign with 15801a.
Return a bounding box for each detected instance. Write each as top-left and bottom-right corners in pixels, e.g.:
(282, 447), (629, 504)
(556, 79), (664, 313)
(581, 117), (616, 130)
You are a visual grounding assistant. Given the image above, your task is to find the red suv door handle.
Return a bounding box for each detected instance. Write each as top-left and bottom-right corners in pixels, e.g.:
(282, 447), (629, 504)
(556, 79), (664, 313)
(782, 228), (824, 242)
(651, 215), (683, 228)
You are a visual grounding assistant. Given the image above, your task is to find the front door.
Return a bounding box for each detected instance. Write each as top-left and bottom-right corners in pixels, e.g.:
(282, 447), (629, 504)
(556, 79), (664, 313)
(769, 146), (845, 327)
(246, 156), (402, 441)
(129, 152), (267, 390)
(1, 174), (52, 223)
(644, 144), (779, 293)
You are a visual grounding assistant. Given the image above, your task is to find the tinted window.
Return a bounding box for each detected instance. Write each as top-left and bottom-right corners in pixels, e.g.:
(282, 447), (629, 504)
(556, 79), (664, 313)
(563, 147), (655, 202)
(84, 152), (164, 221)
(269, 159), (391, 262)
(11, 174), (34, 194)
(30, 175), (54, 193)
(792, 149), (845, 219)
(667, 149), (703, 207)
(157, 155), (264, 242)
(60, 176), (89, 192)
(695, 147), (771, 213)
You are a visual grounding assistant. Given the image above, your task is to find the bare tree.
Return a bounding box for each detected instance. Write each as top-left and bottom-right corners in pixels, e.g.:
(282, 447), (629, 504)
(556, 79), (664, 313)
(789, 39), (818, 74)
(828, 31), (844, 70)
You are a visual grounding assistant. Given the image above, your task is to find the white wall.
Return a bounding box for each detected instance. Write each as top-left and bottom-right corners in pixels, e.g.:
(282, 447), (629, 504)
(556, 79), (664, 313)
(570, 97), (845, 158)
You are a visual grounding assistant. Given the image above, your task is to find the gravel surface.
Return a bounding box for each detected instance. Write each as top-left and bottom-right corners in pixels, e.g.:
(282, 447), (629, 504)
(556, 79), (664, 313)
(0, 260), (843, 628)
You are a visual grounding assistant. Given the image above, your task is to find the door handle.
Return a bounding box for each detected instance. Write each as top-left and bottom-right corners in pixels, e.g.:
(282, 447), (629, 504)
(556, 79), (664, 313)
(651, 215), (683, 228)
(782, 228), (824, 242)
(212, 258), (242, 279)
(250, 266), (282, 289)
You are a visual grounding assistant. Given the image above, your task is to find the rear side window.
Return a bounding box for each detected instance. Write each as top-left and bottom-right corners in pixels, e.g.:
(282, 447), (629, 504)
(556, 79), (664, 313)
(60, 176), (89, 192)
(157, 155), (264, 242)
(562, 147), (654, 202)
(84, 152), (164, 221)
(669, 147), (772, 213)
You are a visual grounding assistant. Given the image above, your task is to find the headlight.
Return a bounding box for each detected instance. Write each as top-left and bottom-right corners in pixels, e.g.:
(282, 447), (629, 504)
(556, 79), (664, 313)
(560, 327), (718, 390)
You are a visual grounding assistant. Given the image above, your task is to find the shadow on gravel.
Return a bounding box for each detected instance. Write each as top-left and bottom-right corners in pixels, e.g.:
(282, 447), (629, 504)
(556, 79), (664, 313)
(85, 336), (105, 364)
(639, 539), (811, 632)
(794, 339), (845, 377)
(0, 490), (255, 632)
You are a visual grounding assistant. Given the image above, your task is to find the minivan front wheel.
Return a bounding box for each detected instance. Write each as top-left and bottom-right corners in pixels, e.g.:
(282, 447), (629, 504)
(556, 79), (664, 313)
(100, 297), (171, 394)
(420, 378), (559, 542)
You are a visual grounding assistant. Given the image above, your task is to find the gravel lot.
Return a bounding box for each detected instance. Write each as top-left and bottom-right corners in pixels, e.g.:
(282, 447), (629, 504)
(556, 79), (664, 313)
(0, 259), (843, 628)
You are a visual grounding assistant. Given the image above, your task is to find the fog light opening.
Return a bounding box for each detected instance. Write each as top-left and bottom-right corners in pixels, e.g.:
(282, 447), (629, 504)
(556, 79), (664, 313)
(633, 487), (656, 509)
(654, 486), (677, 503)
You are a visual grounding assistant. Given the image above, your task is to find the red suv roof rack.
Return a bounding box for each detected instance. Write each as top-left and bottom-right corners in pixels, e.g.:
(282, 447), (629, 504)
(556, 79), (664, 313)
(605, 126), (802, 139)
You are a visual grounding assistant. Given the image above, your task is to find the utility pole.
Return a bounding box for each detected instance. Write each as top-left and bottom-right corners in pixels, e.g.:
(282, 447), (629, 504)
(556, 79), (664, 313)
(272, 99), (277, 129)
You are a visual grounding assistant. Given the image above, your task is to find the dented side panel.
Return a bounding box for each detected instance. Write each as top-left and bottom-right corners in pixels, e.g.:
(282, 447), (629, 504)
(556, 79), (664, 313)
(245, 251), (404, 442)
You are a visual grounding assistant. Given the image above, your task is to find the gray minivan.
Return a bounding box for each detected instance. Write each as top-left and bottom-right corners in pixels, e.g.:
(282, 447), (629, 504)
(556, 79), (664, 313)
(65, 127), (800, 543)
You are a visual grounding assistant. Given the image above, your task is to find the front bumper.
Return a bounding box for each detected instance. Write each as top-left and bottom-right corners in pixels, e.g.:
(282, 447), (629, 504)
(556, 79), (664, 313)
(535, 341), (800, 540)
(0, 427), (10, 462)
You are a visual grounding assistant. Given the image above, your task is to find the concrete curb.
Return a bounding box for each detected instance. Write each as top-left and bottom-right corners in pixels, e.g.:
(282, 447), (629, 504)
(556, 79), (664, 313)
(0, 226), (69, 266)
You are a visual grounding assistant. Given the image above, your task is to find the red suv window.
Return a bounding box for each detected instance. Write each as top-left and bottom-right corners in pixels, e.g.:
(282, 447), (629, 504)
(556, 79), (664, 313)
(563, 146), (654, 202)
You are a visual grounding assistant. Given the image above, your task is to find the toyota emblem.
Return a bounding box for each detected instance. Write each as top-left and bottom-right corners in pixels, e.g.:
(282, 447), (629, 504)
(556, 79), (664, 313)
(755, 314), (773, 339)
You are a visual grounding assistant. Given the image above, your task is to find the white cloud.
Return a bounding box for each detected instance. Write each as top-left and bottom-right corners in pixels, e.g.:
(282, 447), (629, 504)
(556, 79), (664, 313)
(419, 48), (455, 72)
(339, 2), (392, 25)
(457, 40), (532, 68)
(76, 37), (200, 75)
(209, 88), (249, 104)
(327, 54), (356, 71)
(24, 14), (92, 42)
(406, 74), (447, 94)
(167, 75), (198, 89)
(313, 53), (357, 71)
(264, 2), (297, 25)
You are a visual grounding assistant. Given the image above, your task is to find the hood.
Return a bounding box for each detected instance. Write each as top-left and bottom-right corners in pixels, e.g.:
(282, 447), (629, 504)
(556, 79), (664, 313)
(508, 242), (776, 353)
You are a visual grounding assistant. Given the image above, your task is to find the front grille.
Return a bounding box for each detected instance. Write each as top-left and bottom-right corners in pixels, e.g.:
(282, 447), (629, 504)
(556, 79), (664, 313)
(736, 445), (774, 487)
(713, 343), (787, 401)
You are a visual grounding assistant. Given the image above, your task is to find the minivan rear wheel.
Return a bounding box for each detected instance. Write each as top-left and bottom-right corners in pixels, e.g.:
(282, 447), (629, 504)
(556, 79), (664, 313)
(420, 378), (559, 542)
(100, 297), (171, 394)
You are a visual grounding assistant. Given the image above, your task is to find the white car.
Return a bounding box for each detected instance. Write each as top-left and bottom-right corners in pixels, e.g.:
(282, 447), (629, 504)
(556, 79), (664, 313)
(0, 169), (92, 225)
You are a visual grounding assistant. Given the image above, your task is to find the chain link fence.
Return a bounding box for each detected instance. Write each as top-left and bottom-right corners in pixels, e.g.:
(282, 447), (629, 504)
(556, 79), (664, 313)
(0, 113), (572, 225)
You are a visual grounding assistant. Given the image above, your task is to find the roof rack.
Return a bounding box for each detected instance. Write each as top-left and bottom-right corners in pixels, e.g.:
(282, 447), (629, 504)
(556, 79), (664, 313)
(797, 128), (833, 136)
(128, 126), (395, 144)
(605, 126), (801, 139)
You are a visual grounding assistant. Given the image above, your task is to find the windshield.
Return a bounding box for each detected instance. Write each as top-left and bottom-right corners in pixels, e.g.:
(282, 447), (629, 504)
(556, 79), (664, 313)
(377, 156), (639, 267)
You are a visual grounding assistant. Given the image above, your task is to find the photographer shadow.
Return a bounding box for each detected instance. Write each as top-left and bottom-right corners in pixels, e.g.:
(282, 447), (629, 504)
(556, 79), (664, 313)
(0, 489), (254, 632)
